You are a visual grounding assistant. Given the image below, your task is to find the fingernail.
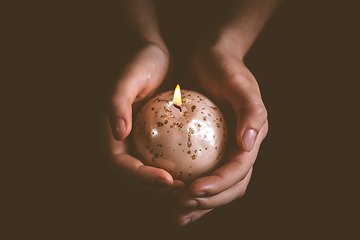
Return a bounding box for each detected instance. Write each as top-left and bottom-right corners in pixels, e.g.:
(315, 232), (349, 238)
(180, 218), (191, 227)
(154, 178), (171, 187)
(242, 129), (257, 152)
(183, 199), (198, 208)
(116, 118), (126, 140)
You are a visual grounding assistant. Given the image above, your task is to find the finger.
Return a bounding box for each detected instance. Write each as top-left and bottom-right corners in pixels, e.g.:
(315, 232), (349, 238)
(172, 207), (213, 227)
(219, 62), (268, 152)
(103, 117), (174, 188)
(185, 121), (268, 197)
(108, 44), (169, 140)
(179, 168), (252, 210)
(112, 152), (175, 188)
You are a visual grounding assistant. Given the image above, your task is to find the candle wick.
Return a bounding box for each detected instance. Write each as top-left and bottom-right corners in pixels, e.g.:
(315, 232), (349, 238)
(174, 104), (182, 112)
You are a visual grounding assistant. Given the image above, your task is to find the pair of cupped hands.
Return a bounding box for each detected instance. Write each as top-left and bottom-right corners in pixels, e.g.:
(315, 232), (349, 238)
(102, 34), (268, 227)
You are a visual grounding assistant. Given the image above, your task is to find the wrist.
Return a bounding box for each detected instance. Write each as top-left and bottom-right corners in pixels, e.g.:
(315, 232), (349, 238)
(125, 28), (169, 57)
(199, 27), (248, 60)
(214, 27), (248, 59)
(202, 0), (281, 58)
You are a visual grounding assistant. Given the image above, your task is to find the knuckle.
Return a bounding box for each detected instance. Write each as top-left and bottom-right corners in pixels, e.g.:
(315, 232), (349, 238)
(107, 97), (123, 116)
(262, 120), (269, 138)
(237, 102), (268, 126)
(252, 103), (268, 123)
(109, 95), (132, 109)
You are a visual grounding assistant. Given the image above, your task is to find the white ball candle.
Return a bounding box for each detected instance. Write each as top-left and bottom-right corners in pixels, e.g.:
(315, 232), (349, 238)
(132, 85), (228, 184)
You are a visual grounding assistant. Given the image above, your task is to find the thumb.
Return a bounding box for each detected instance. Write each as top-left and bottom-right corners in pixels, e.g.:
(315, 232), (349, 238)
(220, 66), (268, 152)
(107, 44), (170, 140)
(107, 74), (139, 141)
(235, 101), (268, 152)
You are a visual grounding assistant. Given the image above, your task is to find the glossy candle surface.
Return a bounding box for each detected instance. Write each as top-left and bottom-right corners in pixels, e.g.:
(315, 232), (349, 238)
(132, 90), (227, 184)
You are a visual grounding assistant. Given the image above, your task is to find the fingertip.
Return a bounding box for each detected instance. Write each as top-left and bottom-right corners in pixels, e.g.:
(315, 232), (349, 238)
(179, 218), (191, 227)
(172, 215), (190, 228)
(110, 117), (126, 140)
(171, 209), (192, 227)
(241, 128), (258, 152)
(108, 95), (133, 140)
(154, 178), (172, 187)
(187, 178), (210, 197)
(151, 168), (174, 188)
(234, 102), (267, 151)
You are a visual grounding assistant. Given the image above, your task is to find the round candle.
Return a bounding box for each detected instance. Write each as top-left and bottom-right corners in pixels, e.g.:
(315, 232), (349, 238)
(132, 85), (228, 184)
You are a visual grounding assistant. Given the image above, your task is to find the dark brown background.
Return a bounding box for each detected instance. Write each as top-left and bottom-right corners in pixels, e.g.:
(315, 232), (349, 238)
(2, 0), (359, 239)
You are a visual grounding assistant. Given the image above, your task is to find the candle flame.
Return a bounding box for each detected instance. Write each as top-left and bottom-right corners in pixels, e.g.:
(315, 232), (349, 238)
(173, 84), (182, 107)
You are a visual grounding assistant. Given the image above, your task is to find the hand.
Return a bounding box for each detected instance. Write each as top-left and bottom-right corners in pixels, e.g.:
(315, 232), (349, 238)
(172, 32), (269, 226)
(102, 42), (186, 195)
